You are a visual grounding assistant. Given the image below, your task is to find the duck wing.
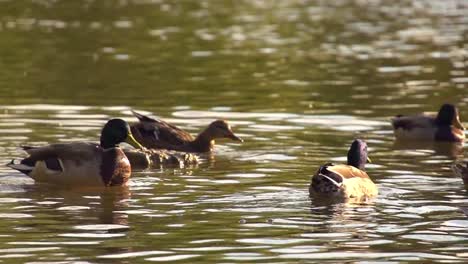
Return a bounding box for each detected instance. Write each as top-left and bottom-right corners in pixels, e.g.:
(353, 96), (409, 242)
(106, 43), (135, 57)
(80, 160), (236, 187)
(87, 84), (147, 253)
(131, 111), (194, 147)
(22, 143), (100, 165)
(8, 142), (100, 175)
(391, 114), (435, 130)
(326, 164), (371, 179)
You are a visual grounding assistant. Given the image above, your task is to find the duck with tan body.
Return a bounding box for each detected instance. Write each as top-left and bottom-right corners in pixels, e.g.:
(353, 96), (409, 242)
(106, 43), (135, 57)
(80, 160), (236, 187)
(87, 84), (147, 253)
(130, 110), (243, 153)
(309, 139), (378, 200)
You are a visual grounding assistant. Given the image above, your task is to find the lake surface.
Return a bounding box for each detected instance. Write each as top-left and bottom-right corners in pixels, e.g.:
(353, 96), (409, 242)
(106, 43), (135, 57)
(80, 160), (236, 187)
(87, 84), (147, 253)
(0, 0), (468, 263)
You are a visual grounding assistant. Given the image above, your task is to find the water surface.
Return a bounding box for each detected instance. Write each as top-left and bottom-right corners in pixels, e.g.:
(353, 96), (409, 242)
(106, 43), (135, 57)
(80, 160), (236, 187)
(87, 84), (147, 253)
(0, 0), (467, 263)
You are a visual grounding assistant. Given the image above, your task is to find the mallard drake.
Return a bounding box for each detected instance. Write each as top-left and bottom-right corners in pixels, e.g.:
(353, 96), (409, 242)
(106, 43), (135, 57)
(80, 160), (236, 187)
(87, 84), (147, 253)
(130, 110), (243, 153)
(391, 104), (465, 142)
(452, 162), (468, 185)
(309, 139), (378, 200)
(7, 119), (143, 187)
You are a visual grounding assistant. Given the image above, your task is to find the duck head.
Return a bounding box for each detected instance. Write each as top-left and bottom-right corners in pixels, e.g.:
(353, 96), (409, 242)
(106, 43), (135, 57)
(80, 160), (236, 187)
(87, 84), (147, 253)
(100, 119), (144, 149)
(206, 120), (243, 142)
(436, 104), (465, 130)
(347, 139), (370, 170)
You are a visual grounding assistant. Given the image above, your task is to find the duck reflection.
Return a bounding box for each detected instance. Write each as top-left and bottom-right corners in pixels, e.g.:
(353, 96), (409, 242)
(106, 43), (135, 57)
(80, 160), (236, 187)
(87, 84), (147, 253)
(23, 184), (131, 225)
(392, 139), (463, 158)
(308, 198), (376, 244)
(310, 194), (376, 207)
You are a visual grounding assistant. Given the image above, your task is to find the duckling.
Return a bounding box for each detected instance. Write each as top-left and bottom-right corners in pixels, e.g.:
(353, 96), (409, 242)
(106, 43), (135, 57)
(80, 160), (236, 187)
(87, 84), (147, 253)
(7, 119), (143, 187)
(391, 104), (465, 142)
(309, 139), (378, 200)
(130, 110), (243, 153)
(123, 148), (199, 170)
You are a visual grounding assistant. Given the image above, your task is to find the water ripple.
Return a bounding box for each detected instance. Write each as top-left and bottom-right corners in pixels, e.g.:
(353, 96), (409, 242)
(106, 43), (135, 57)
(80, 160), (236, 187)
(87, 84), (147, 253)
(1, 0), (468, 262)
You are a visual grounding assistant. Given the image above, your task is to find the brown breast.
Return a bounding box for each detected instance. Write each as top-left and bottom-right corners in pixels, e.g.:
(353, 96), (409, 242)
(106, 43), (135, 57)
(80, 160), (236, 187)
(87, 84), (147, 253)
(100, 148), (131, 186)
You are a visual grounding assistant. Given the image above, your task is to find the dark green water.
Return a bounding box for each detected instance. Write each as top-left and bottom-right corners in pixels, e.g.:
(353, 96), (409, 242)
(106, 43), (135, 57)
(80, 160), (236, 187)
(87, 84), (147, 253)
(0, 0), (467, 263)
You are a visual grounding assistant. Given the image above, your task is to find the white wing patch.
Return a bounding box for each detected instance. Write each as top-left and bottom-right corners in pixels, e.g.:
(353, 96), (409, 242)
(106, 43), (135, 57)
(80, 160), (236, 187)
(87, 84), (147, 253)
(7, 162), (34, 172)
(153, 128), (160, 140)
(57, 159), (65, 173)
(318, 173), (343, 188)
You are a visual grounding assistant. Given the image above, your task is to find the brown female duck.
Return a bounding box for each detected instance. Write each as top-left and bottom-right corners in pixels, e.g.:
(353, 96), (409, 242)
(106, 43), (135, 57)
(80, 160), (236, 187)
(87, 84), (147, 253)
(391, 104), (465, 142)
(309, 139), (378, 200)
(130, 110), (243, 153)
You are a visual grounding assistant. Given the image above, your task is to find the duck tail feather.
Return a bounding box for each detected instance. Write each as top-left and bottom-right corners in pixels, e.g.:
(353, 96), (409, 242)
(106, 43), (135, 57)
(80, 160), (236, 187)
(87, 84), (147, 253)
(131, 110), (156, 122)
(21, 145), (37, 151)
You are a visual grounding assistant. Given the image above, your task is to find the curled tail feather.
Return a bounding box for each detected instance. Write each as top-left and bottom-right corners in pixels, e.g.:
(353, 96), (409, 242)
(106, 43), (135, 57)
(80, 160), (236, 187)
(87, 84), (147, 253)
(131, 110), (157, 123)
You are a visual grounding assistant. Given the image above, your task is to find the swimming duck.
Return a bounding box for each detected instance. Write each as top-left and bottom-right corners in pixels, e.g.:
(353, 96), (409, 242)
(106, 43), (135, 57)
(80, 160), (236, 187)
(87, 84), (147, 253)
(123, 148), (199, 170)
(391, 104), (465, 142)
(309, 139), (378, 200)
(130, 110), (243, 153)
(7, 119), (143, 187)
(452, 162), (468, 185)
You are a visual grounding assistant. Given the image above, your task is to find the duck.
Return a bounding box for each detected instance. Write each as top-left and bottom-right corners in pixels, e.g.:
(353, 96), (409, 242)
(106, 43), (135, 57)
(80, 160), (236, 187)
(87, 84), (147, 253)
(452, 162), (468, 185)
(130, 110), (243, 153)
(123, 148), (199, 170)
(7, 119), (144, 187)
(391, 104), (465, 142)
(309, 139), (378, 200)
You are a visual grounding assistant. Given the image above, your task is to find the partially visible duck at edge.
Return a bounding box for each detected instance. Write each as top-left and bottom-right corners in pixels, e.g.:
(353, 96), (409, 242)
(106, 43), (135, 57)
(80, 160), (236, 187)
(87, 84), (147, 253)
(7, 119), (143, 187)
(130, 110), (243, 153)
(309, 139), (378, 200)
(391, 103), (465, 142)
(452, 162), (468, 186)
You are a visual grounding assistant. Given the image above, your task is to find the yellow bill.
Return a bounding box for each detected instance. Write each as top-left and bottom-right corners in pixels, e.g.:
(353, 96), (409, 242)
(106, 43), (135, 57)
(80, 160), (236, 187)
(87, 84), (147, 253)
(126, 133), (144, 150)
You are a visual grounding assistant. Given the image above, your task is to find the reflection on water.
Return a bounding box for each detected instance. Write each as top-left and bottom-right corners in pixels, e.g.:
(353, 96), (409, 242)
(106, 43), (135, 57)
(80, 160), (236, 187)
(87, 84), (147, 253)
(0, 0), (468, 262)
(393, 140), (464, 158)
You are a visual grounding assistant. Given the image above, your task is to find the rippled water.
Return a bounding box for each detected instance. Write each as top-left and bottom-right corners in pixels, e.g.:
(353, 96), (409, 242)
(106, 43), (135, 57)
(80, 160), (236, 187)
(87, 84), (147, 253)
(0, 0), (468, 263)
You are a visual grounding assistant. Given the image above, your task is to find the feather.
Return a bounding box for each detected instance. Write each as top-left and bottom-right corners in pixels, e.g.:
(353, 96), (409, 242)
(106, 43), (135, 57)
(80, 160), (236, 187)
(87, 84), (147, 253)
(326, 165), (371, 179)
(318, 173), (343, 188)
